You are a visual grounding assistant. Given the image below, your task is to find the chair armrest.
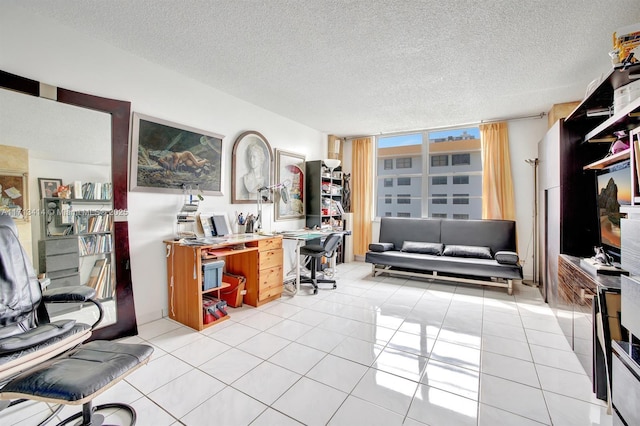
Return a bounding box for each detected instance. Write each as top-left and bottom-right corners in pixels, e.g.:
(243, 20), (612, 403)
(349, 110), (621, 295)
(495, 251), (519, 265)
(43, 286), (96, 303)
(42, 286), (104, 329)
(368, 242), (395, 252)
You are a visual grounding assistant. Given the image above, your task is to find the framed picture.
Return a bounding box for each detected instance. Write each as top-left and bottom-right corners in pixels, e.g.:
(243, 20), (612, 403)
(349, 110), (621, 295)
(130, 112), (224, 195)
(231, 131), (273, 204)
(38, 177), (62, 199)
(0, 171), (29, 221)
(275, 149), (305, 221)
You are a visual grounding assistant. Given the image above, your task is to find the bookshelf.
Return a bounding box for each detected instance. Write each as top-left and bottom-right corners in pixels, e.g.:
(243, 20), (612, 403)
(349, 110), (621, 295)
(38, 195), (115, 303)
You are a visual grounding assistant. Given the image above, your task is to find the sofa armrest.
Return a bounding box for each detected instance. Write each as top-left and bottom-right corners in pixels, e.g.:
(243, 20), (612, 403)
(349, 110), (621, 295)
(495, 251), (519, 265)
(369, 242), (395, 252)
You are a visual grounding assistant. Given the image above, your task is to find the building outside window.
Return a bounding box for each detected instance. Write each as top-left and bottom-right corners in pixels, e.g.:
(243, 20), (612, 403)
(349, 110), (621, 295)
(453, 213), (469, 219)
(453, 194), (470, 204)
(452, 153), (470, 165)
(396, 157), (412, 168)
(385, 212), (392, 217)
(397, 194), (411, 204)
(453, 175), (469, 184)
(432, 194), (447, 204)
(376, 128), (481, 218)
(432, 176), (447, 185)
(397, 212), (411, 217)
(432, 213), (447, 218)
(431, 155), (448, 167)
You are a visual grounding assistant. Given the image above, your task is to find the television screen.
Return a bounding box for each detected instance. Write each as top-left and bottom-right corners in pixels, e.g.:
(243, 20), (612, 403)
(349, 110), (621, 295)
(596, 160), (631, 251)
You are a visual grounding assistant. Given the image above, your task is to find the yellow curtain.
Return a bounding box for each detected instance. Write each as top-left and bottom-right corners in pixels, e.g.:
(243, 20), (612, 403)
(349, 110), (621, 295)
(480, 122), (516, 220)
(352, 137), (373, 256)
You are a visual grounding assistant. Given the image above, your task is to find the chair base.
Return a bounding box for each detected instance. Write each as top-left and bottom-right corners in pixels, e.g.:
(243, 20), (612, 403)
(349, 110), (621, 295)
(300, 277), (337, 294)
(57, 401), (135, 426)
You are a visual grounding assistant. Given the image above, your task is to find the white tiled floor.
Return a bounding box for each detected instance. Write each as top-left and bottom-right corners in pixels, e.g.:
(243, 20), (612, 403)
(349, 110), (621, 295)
(2, 262), (613, 425)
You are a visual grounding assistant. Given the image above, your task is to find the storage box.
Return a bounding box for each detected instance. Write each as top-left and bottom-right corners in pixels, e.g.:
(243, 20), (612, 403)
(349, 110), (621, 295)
(220, 272), (246, 307)
(202, 260), (224, 290)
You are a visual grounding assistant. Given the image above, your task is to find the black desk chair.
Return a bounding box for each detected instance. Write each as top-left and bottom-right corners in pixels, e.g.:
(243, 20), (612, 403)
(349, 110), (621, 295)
(0, 214), (152, 425)
(300, 233), (342, 294)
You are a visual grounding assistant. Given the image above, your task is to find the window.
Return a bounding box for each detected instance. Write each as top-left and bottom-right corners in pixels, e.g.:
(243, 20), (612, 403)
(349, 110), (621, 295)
(376, 128), (481, 219)
(432, 194), (447, 204)
(396, 158), (412, 168)
(453, 175), (469, 184)
(431, 155), (448, 167)
(453, 214), (469, 219)
(432, 176), (447, 185)
(453, 194), (469, 204)
(432, 213), (447, 218)
(385, 212), (392, 217)
(397, 212), (411, 217)
(397, 194), (411, 204)
(452, 154), (470, 165)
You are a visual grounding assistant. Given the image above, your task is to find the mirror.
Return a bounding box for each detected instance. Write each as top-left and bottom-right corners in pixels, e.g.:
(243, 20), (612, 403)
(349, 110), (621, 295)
(0, 70), (138, 340)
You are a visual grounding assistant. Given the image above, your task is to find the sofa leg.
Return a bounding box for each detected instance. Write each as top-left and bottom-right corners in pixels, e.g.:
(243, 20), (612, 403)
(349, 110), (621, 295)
(507, 279), (513, 295)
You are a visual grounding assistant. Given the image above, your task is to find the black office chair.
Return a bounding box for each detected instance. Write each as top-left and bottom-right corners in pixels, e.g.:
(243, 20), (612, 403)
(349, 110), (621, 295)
(300, 233), (342, 294)
(0, 214), (153, 425)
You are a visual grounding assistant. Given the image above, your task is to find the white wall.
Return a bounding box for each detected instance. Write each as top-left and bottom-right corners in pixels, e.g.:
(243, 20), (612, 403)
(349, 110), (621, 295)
(1, 5), (326, 324)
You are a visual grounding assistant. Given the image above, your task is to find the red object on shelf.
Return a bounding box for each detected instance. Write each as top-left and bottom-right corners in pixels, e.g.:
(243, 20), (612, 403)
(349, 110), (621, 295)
(220, 273), (246, 308)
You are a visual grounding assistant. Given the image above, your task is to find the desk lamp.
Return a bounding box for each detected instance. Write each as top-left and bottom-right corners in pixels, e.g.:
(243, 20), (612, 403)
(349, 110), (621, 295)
(323, 159), (341, 178)
(255, 181), (290, 232)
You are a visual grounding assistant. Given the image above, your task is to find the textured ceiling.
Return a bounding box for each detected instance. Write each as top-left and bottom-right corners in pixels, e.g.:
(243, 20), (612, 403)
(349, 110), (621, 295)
(12, 0), (640, 137)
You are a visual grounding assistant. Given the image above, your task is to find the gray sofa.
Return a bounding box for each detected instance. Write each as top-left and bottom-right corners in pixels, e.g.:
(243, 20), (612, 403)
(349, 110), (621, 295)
(365, 217), (523, 294)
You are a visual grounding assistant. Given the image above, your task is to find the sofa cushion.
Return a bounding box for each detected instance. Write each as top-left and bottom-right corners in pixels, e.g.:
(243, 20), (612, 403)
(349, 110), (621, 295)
(443, 245), (492, 259)
(495, 250), (519, 265)
(401, 241), (444, 255)
(369, 242), (395, 252)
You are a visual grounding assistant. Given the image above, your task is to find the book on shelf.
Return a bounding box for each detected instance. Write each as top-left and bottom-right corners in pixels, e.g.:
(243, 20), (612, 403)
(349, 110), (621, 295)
(86, 258), (106, 289)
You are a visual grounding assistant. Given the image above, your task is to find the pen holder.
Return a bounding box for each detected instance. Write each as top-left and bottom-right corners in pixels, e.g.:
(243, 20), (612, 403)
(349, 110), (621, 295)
(235, 223), (246, 234)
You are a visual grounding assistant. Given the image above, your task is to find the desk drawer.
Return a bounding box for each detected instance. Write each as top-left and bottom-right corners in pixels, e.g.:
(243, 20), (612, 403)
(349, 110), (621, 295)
(259, 248), (282, 270)
(259, 281), (283, 301)
(256, 237), (282, 251)
(259, 266), (283, 291)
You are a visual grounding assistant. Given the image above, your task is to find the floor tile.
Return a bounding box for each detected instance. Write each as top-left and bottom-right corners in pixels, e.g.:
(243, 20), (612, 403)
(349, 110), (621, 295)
(240, 311), (285, 331)
(430, 339), (481, 371)
(407, 384), (478, 426)
(107, 396), (176, 426)
(328, 395), (405, 426)
(237, 332), (291, 359)
(529, 344), (586, 374)
(420, 359), (480, 400)
(148, 326), (205, 353)
(272, 377), (347, 426)
(387, 330), (435, 357)
(261, 301), (304, 318)
(171, 335), (231, 366)
(265, 318), (314, 341)
(232, 361), (301, 405)
(137, 318), (183, 340)
(306, 354), (368, 393)
(125, 354), (192, 394)
(208, 322), (261, 346)
(525, 328), (572, 351)
(250, 408), (303, 425)
(180, 386), (266, 426)
(479, 373), (551, 424)
(536, 364), (604, 405)
(268, 341), (326, 374)
(478, 403), (548, 426)
(199, 347), (262, 384)
(295, 326), (346, 352)
(351, 368), (418, 415)
(544, 391), (612, 426)
(373, 347), (428, 382)
(481, 351), (540, 388)
(148, 368), (225, 418)
(482, 333), (533, 361)
(330, 335), (384, 366)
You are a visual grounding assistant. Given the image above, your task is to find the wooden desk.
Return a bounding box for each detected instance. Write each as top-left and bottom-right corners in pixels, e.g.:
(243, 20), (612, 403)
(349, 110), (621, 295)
(165, 234), (283, 331)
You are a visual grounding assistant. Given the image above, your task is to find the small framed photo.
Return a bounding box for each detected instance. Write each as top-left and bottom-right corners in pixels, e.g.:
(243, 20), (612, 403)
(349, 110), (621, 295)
(38, 178), (62, 199)
(0, 170), (29, 221)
